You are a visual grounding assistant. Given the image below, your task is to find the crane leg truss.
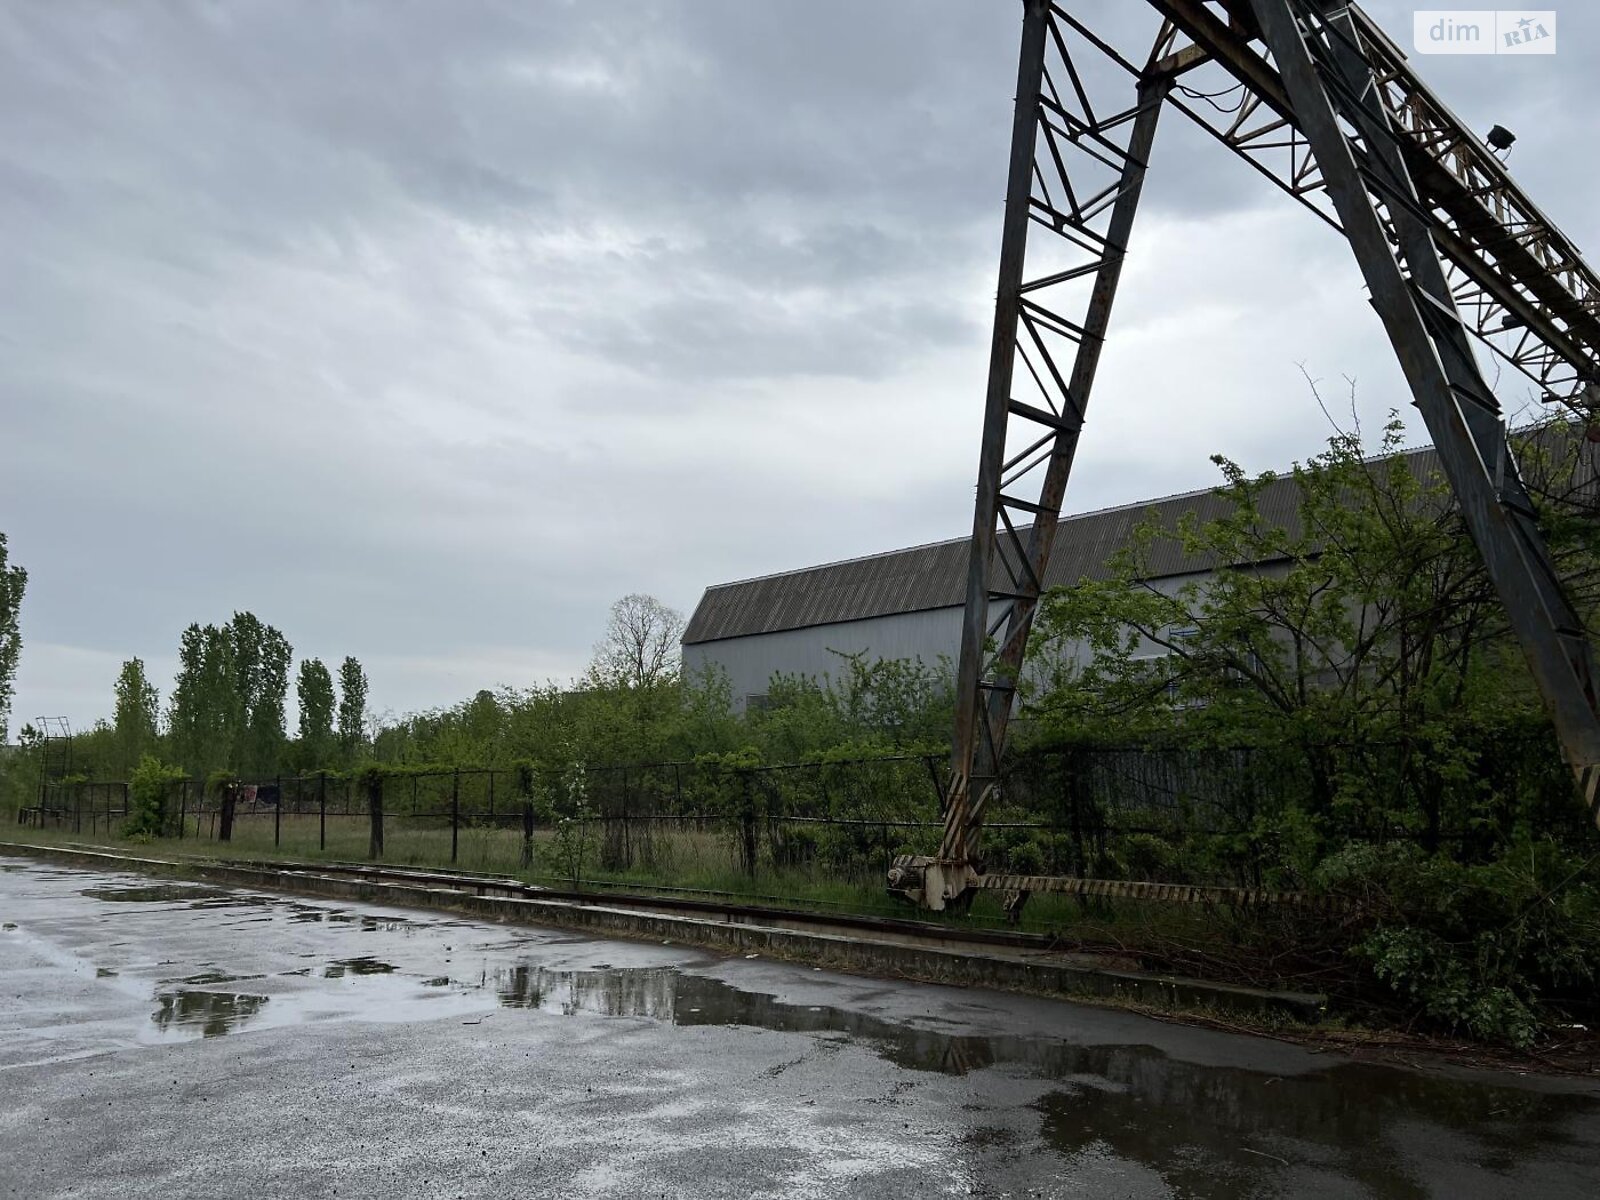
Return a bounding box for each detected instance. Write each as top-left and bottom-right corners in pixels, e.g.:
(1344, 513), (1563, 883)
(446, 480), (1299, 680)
(890, 0), (1600, 912)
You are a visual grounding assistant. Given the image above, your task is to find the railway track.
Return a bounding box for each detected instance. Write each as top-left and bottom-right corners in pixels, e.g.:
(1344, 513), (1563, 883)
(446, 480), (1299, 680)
(226, 856), (1082, 956)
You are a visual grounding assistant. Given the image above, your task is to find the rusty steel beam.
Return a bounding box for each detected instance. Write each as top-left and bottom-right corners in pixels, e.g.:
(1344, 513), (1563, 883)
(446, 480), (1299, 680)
(1244, 0), (1600, 816)
(912, 3), (1172, 913)
(1146, 0), (1600, 408)
(894, 0), (1600, 914)
(944, 0), (1053, 902)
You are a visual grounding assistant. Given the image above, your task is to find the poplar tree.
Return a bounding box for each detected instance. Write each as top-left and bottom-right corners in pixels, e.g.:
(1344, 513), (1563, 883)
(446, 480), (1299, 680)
(112, 657), (160, 774)
(338, 656), (368, 760)
(0, 532), (26, 745)
(296, 658), (336, 769)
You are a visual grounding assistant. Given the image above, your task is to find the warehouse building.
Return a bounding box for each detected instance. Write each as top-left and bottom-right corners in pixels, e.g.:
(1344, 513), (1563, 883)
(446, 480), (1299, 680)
(677, 431), (1588, 712)
(681, 463), (1323, 712)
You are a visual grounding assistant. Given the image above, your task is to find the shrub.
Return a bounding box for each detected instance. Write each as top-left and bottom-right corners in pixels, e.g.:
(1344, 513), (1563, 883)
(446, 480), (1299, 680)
(122, 755), (186, 839)
(535, 754), (594, 885)
(1316, 839), (1600, 1046)
(1119, 833), (1182, 882)
(1006, 838), (1046, 877)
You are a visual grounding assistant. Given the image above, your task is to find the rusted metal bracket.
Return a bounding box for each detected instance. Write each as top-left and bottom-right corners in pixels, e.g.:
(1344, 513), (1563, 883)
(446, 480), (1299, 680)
(888, 854), (1341, 914)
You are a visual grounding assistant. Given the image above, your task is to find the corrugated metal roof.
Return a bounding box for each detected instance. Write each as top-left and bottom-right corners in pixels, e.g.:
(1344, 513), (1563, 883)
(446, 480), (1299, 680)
(682, 439), (1561, 645)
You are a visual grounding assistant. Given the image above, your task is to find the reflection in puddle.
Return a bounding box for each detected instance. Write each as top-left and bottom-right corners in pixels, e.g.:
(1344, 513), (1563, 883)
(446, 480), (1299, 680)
(82, 884), (234, 903)
(483, 963), (1594, 1196)
(323, 956), (396, 978)
(52, 857), (1591, 1198)
(1030, 1060), (1578, 1200)
(288, 908), (354, 924)
(359, 917), (409, 933)
(189, 896), (267, 911)
(152, 990), (269, 1038)
(180, 970), (244, 985)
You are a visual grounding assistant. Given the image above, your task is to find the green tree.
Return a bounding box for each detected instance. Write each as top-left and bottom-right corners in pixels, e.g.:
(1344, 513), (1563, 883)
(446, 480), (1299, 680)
(1025, 414), (1600, 1041)
(745, 652), (954, 762)
(1026, 415), (1600, 779)
(338, 656), (368, 760)
(233, 613), (291, 776)
(168, 623), (233, 774)
(166, 613), (293, 776)
(0, 532), (26, 744)
(573, 595), (687, 766)
(112, 657), (160, 775)
(296, 657), (336, 769)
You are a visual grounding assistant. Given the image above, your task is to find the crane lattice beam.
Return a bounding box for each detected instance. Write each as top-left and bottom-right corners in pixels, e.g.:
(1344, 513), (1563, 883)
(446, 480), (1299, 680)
(890, 0), (1600, 913)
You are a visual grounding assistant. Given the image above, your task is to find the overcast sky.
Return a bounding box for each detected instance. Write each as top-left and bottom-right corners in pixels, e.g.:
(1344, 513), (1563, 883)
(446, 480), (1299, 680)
(3, 0), (1596, 734)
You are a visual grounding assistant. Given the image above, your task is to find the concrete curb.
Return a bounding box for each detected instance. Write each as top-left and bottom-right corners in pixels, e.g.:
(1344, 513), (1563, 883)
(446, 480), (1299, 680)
(0, 840), (1327, 1024)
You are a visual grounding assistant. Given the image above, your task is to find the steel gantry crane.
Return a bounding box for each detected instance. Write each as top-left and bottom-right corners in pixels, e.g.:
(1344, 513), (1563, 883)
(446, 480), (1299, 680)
(888, 1), (1600, 912)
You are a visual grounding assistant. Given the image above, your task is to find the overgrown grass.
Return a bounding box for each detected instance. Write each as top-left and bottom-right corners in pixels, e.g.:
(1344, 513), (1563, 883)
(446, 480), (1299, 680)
(28, 808), (1588, 1049)
(2, 813), (1220, 944)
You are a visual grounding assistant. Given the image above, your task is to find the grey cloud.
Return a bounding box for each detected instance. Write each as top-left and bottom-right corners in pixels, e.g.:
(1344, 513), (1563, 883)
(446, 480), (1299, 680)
(2, 0), (1595, 729)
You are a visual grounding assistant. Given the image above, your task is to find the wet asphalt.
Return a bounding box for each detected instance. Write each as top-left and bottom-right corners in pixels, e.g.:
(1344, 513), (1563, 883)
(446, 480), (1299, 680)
(1, 858), (1598, 1198)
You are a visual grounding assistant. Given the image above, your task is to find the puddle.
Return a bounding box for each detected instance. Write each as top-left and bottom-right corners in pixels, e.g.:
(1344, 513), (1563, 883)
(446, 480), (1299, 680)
(82, 884), (235, 903)
(180, 970), (244, 985)
(26, 860), (1595, 1195)
(143, 974), (489, 1043)
(151, 990), (269, 1039)
(287, 907), (354, 924)
(1029, 1060), (1579, 1198)
(323, 956), (397, 978)
(480, 962), (1595, 1193)
(358, 916), (411, 932)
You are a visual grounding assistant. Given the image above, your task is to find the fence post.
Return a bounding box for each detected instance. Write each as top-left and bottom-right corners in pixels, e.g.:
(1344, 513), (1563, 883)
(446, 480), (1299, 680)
(367, 772), (384, 860)
(450, 768), (460, 864)
(739, 770), (757, 879)
(219, 784), (235, 843)
(620, 765), (631, 868)
(73, 784), (81, 835)
(318, 772), (327, 852)
(518, 764), (534, 870)
(178, 781), (187, 841)
(274, 774), (283, 848)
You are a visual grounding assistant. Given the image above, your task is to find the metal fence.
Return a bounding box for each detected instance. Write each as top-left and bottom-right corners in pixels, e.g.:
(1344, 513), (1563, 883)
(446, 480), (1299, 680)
(16, 734), (1590, 895)
(27, 781), (131, 839)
